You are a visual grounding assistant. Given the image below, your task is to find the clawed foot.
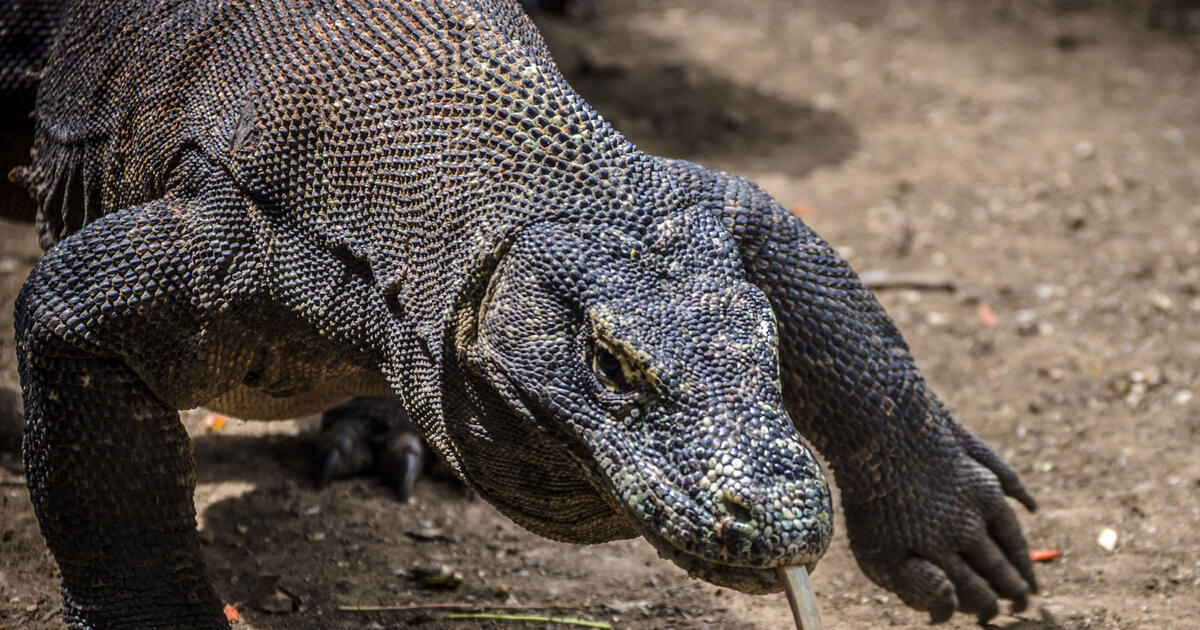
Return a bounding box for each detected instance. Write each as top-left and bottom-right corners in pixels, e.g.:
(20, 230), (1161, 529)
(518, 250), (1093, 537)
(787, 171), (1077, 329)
(313, 396), (429, 502)
(844, 420), (1037, 625)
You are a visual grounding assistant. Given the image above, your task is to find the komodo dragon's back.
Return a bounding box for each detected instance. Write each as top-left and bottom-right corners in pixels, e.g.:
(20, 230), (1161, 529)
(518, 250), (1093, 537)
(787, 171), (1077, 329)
(26, 0), (614, 316)
(13, 1), (1040, 628)
(26, 0), (317, 246)
(11, 0), (221, 243)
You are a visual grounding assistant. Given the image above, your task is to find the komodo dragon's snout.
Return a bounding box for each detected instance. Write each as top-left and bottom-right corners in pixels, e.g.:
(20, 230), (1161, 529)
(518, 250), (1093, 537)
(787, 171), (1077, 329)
(441, 205), (833, 593)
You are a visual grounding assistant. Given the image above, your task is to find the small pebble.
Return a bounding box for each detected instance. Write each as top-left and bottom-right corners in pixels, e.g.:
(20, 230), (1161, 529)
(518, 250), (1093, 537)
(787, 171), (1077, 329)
(257, 589), (297, 614)
(1150, 292), (1174, 312)
(410, 564), (464, 589)
(1015, 310), (1038, 336)
(924, 311), (950, 327)
(1098, 527), (1118, 552)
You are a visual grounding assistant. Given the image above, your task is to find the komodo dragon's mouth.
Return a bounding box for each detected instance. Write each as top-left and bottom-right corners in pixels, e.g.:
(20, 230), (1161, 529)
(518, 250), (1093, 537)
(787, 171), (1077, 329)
(637, 525), (815, 594)
(554, 422), (828, 595)
(598, 468), (825, 595)
(491, 366), (831, 594)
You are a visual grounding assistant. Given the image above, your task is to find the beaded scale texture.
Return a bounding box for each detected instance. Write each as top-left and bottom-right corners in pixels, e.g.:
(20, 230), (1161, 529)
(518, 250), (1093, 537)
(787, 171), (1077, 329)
(10, 0), (1037, 627)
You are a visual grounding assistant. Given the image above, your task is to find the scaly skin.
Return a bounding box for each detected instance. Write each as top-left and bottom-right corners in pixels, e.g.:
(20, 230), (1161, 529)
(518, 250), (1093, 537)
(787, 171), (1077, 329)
(670, 161), (1038, 621)
(12, 0), (1034, 627)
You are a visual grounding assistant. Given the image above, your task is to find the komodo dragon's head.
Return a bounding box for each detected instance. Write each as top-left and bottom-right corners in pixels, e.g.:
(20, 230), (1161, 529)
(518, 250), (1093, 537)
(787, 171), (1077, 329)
(439, 183), (832, 594)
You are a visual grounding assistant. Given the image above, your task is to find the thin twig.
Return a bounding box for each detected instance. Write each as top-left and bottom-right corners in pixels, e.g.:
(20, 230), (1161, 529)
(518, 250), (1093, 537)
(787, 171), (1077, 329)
(339, 603), (593, 613)
(858, 269), (956, 292)
(448, 613), (612, 628)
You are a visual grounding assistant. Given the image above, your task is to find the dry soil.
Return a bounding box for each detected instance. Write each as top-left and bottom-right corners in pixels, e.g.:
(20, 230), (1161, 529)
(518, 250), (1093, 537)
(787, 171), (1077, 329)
(2, 1), (1199, 629)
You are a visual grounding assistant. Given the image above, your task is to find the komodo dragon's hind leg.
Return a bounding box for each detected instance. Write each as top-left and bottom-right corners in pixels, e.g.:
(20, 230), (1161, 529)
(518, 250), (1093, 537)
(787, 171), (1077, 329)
(314, 396), (429, 501)
(15, 196), (260, 629)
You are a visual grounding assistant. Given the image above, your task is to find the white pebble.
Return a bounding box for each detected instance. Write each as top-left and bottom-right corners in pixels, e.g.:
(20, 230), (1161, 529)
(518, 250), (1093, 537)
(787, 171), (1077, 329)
(1097, 527), (1118, 552)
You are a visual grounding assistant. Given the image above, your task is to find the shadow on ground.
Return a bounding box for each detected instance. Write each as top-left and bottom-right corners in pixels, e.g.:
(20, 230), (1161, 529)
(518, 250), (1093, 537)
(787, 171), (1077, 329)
(190, 430), (1076, 630)
(192, 432), (314, 486)
(535, 13), (860, 176)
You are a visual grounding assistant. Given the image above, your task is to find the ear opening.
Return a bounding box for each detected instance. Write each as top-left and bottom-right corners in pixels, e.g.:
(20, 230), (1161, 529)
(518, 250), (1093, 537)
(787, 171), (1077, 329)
(450, 237), (515, 363)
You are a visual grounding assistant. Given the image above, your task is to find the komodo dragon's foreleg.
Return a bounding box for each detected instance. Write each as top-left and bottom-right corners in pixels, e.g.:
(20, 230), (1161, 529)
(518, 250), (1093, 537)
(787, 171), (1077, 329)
(15, 196), (253, 629)
(667, 159), (1037, 624)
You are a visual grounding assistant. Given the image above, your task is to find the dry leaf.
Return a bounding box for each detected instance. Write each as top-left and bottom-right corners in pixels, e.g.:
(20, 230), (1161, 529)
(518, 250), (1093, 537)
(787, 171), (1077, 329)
(976, 303), (999, 327)
(789, 203), (815, 219)
(1029, 549), (1062, 562)
(203, 413), (227, 433)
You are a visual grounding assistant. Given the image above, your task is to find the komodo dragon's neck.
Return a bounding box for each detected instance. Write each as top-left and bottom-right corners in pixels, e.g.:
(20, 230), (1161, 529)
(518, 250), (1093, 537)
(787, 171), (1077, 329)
(207, 0), (688, 480)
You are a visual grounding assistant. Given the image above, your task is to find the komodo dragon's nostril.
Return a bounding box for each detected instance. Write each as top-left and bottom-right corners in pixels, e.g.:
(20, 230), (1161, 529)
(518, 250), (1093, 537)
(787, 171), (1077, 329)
(720, 492), (754, 524)
(715, 488), (759, 558)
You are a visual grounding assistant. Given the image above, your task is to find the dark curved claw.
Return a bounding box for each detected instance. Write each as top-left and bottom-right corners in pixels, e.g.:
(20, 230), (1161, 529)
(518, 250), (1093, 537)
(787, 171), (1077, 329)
(315, 448), (341, 489)
(312, 396), (434, 500)
(379, 432), (425, 502)
(313, 405), (377, 488)
(954, 422), (1038, 512)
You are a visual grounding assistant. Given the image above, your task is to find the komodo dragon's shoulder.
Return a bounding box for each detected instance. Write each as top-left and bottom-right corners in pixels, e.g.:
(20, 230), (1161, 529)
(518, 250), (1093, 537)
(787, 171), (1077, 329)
(26, 0), (249, 246)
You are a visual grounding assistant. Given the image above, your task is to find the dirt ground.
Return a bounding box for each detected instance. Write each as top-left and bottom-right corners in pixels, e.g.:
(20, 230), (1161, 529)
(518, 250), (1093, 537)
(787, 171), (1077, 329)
(2, 0), (1200, 628)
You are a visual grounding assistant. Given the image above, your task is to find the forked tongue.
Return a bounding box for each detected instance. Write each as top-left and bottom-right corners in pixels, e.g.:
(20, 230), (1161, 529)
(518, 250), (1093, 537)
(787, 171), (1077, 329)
(779, 566), (824, 630)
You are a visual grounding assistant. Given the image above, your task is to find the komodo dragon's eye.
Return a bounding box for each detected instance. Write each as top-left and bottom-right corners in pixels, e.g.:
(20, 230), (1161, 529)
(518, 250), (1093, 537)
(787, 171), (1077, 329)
(592, 340), (633, 393)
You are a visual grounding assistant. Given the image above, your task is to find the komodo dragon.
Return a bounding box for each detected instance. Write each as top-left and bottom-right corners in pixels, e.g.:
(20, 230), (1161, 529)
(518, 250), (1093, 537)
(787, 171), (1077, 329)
(9, 0), (1037, 627)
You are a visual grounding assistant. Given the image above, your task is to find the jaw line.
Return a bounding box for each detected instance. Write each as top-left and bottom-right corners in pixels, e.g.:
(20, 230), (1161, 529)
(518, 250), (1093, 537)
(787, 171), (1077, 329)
(637, 520), (816, 594)
(567, 433), (823, 595)
(501, 374), (820, 593)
